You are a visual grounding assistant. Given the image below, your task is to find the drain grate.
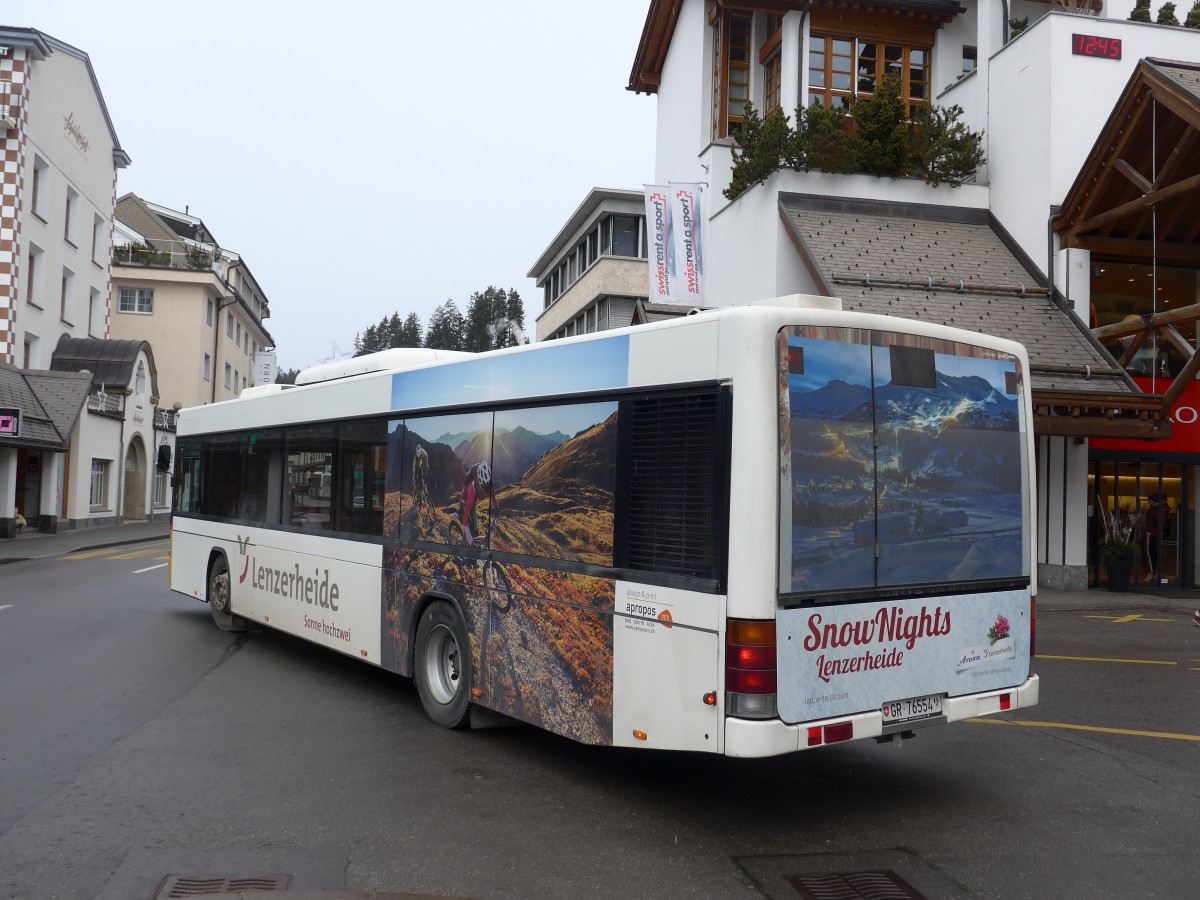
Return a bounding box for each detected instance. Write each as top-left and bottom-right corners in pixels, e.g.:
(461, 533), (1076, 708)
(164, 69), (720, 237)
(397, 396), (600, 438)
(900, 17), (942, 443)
(154, 874), (292, 897)
(787, 869), (925, 900)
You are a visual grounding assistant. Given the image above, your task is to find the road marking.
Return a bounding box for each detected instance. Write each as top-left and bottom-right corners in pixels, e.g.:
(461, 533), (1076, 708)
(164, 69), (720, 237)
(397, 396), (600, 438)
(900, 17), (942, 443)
(970, 718), (1200, 742)
(108, 548), (166, 560)
(60, 542), (169, 561)
(133, 563), (168, 574)
(1084, 613), (1175, 624)
(0, 605), (11, 612)
(1038, 654), (1177, 667)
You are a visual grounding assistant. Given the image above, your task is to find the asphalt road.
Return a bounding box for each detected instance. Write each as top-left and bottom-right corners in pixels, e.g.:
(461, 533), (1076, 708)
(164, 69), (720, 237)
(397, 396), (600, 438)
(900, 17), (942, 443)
(0, 544), (1197, 899)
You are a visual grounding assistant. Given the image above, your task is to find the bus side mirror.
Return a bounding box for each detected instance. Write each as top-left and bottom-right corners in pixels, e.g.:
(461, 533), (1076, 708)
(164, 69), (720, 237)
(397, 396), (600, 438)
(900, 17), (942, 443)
(156, 444), (172, 473)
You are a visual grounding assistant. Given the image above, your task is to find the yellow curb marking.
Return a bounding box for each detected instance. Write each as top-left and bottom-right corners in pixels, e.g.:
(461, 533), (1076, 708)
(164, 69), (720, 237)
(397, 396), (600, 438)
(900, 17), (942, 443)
(108, 548), (166, 560)
(61, 541), (169, 561)
(1038, 654), (1177, 666)
(1084, 614), (1175, 623)
(969, 718), (1200, 742)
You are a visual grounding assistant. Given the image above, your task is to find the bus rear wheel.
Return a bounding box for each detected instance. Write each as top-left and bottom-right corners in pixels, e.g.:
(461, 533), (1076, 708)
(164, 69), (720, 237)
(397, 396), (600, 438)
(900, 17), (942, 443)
(414, 601), (472, 729)
(208, 555), (247, 633)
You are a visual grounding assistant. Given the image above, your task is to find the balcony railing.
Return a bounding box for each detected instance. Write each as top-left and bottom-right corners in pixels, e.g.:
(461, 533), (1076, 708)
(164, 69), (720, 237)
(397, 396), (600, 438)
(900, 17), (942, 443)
(0, 81), (19, 127)
(154, 407), (177, 432)
(87, 391), (123, 416)
(113, 240), (220, 272)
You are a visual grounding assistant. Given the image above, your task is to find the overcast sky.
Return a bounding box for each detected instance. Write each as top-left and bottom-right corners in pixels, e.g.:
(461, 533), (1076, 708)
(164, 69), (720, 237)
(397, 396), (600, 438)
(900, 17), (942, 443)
(24, 1), (658, 370)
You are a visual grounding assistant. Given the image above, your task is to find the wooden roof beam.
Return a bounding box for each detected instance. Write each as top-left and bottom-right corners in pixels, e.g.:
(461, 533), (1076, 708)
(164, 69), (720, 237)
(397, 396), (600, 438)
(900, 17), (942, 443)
(1115, 158), (1152, 194)
(1067, 234), (1200, 264)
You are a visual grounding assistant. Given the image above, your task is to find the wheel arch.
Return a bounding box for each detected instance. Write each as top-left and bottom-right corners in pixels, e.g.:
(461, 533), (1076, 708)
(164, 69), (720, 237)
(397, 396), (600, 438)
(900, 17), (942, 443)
(205, 547), (229, 603)
(408, 588), (469, 677)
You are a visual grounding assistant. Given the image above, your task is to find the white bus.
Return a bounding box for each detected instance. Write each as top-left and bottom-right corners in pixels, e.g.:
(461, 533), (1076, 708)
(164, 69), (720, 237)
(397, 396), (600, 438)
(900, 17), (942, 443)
(169, 296), (1038, 757)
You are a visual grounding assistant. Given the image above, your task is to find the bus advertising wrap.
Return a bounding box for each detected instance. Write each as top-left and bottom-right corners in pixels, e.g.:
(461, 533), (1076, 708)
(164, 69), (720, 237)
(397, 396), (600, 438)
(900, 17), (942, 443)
(775, 589), (1031, 722)
(644, 183), (704, 307)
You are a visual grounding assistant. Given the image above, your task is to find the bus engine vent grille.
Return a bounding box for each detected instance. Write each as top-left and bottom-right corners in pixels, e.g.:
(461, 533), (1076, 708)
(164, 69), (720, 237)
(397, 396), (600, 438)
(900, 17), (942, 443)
(626, 392), (718, 578)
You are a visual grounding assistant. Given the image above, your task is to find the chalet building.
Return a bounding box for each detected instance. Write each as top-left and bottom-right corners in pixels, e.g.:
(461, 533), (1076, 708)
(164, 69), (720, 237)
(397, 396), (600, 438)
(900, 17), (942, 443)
(110, 194), (274, 410)
(620, 1), (1200, 589)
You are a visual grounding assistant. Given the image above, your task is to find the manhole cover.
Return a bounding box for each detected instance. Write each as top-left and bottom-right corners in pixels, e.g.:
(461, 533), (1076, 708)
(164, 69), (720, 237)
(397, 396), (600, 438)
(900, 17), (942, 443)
(154, 874), (292, 897)
(787, 869), (925, 900)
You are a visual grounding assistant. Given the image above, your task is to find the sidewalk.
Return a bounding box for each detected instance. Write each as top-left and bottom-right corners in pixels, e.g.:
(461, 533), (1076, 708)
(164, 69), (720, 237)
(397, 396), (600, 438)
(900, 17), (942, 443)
(1038, 584), (1198, 616)
(0, 519), (170, 564)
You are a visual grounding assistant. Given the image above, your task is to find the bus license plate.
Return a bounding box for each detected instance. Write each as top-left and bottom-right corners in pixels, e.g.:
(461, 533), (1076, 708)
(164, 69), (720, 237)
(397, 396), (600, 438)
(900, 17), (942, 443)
(882, 694), (942, 724)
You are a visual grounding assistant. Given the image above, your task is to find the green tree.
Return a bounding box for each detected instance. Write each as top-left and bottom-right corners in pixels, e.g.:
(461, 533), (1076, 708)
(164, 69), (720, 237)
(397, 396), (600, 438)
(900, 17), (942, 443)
(424, 299), (465, 351)
(910, 103), (987, 187)
(1129, 0), (1152, 21)
(725, 104), (794, 199)
(1158, 2), (1180, 24)
(275, 368), (300, 384)
(398, 312), (423, 348)
(852, 74), (913, 178)
(1187, 0), (1200, 26)
(796, 102), (856, 174)
(502, 289), (528, 346)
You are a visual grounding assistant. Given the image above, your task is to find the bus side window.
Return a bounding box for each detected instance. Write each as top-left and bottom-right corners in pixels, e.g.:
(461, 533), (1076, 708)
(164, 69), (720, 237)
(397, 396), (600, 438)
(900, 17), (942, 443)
(333, 419), (387, 537)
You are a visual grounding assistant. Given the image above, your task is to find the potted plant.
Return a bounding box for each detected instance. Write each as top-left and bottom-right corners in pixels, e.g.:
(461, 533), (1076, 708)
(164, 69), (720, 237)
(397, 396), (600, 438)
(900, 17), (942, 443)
(1101, 510), (1137, 592)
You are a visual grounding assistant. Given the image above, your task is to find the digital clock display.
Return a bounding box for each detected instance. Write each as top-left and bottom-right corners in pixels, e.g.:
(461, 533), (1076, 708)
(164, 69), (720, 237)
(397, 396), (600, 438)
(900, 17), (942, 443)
(1072, 34), (1121, 60)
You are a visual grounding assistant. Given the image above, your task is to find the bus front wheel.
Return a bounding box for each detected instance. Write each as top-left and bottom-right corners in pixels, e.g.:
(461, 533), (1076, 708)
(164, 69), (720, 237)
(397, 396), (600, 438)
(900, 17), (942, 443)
(208, 555), (247, 633)
(414, 601), (472, 729)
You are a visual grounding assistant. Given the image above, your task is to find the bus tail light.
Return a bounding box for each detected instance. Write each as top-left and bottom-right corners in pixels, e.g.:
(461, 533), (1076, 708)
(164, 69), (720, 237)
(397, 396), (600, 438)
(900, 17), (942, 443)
(1000, 693), (1012, 711)
(1030, 594), (1037, 658)
(726, 619), (777, 719)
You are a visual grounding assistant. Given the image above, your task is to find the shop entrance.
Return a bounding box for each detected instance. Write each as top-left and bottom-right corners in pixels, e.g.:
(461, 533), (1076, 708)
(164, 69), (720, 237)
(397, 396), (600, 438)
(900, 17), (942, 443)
(1088, 459), (1192, 588)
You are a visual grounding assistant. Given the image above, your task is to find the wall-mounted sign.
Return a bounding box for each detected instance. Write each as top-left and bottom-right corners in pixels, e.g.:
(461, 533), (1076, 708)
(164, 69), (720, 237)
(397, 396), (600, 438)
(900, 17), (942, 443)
(1092, 377), (1200, 454)
(0, 407), (20, 437)
(253, 350), (278, 386)
(1072, 34), (1121, 60)
(62, 112), (90, 155)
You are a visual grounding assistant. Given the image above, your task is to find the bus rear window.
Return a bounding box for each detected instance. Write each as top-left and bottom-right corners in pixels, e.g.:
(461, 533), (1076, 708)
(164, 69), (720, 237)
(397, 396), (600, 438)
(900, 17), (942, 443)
(778, 326), (1028, 599)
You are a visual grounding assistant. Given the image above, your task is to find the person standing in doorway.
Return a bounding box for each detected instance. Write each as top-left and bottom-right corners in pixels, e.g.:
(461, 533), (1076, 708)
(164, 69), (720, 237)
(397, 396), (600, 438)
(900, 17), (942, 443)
(1143, 494), (1165, 583)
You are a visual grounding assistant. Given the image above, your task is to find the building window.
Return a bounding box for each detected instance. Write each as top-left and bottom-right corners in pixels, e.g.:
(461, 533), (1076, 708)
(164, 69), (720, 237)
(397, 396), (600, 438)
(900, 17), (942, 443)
(227, 311), (234, 337)
(26, 242), (44, 308)
(204, 353), (211, 381)
(90, 459), (109, 509)
(962, 46), (977, 74)
(611, 215), (641, 258)
(762, 14), (784, 115)
(118, 287), (154, 314)
(154, 469), (169, 507)
(23, 333), (40, 369)
(60, 268), (75, 324)
(91, 214), (107, 266)
(31, 155), (49, 221)
(712, 8), (753, 139)
(89, 287), (103, 337)
(251, 339), (256, 357)
(224, 363), (232, 389)
(236, 321), (241, 345)
(809, 35), (931, 114)
(206, 298), (214, 325)
(135, 361), (147, 407)
(64, 185), (80, 246)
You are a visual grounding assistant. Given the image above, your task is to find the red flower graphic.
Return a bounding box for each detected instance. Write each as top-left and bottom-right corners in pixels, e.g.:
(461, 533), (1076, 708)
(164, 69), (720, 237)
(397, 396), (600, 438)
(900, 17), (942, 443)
(988, 614), (1010, 644)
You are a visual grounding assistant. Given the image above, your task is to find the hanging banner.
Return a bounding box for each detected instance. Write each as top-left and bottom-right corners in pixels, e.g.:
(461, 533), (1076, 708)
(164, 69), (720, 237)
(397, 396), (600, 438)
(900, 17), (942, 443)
(644, 183), (705, 306)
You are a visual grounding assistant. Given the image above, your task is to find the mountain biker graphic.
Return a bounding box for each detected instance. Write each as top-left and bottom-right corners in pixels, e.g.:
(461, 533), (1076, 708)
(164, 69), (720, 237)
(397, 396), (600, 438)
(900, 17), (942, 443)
(458, 461), (495, 547)
(412, 445), (430, 515)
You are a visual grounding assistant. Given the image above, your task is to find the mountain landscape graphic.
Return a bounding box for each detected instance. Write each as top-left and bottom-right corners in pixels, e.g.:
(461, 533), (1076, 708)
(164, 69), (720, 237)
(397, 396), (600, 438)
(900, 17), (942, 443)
(792, 373), (1016, 427)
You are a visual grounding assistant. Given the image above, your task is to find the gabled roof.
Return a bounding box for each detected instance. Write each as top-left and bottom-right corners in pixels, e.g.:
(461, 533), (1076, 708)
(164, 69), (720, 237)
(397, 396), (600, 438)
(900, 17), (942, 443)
(51, 336), (158, 401)
(1055, 58), (1200, 264)
(628, 0), (964, 94)
(0, 362), (91, 451)
(779, 194), (1169, 440)
(0, 26), (131, 168)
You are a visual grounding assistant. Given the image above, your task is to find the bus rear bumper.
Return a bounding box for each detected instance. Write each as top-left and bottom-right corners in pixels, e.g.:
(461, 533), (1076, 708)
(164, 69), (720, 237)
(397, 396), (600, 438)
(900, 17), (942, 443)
(723, 674), (1040, 758)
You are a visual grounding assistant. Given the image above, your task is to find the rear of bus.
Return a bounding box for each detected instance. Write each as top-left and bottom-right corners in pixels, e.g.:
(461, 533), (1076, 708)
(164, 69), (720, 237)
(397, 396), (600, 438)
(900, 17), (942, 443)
(723, 311), (1038, 756)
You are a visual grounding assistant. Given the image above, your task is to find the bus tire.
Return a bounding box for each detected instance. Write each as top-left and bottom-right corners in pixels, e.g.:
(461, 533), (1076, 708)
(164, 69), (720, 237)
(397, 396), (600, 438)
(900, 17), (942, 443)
(208, 554), (247, 633)
(414, 600), (472, 729)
